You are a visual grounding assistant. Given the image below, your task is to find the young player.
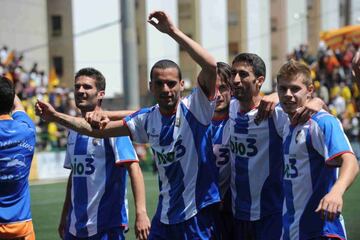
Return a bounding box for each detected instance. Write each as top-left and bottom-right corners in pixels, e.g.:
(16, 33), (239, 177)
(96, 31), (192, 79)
(277, 60), (359, 239)
(57, 68), (150, 240)
(36, 10), (220, 239)
(0, 76), (36, 240)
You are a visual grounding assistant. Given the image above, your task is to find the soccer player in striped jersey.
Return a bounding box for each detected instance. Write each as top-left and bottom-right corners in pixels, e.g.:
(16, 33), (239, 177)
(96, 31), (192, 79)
(277, 60), (359, 240)
(36, 11), (220, 239)
(211, 62), (233, 239)
(58, 68), (150, 240)
(0, 76), (36, 240)
(228, 53), (288, 239)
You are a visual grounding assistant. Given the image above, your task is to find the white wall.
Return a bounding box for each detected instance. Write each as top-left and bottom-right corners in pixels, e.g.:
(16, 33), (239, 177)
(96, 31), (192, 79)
(245, 0), (272, 92)
(286, 0), (307, 53)
(321, 0), (340, 30)
(199, 0), (228, 63)
(72, 0), (122, 97)
(0, 0), (48, 72)
(145, 0), (179, 79)
(351, 0), (360, 25)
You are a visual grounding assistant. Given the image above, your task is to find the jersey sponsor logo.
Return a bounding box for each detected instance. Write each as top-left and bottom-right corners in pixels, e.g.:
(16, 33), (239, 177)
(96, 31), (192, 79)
(71, 157), (95, 176)
(153, 139), (186, 165)
(230, 136), (258, 157)
(0, 154), (27, 180)
(284, 155), (298, 179)
(0, 140), (34, 151)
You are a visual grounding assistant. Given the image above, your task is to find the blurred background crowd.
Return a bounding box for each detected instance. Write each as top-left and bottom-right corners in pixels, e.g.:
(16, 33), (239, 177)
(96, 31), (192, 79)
(0, 45), (79, 152)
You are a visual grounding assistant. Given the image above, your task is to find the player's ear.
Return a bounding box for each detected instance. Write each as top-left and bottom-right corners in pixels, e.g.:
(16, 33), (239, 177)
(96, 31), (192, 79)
(256, 76), (265, 90)
(97, 90), (105, 99)
(179, 79), (185, 91)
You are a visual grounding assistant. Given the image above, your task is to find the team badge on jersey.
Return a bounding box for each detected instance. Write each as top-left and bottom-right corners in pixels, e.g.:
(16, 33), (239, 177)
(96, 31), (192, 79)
(92, 138), (101, 146)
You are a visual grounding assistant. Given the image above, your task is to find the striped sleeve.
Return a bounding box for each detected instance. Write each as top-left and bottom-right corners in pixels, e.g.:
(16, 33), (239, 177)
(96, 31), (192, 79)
(182, 87), (216, 125)
(125, 108), (151, 144)
(311, 112), (353, 166)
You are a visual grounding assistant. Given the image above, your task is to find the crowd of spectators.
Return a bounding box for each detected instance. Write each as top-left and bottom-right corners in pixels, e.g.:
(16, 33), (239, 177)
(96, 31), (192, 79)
(286, 42), (360, 141)
(0, 45), (79, 151)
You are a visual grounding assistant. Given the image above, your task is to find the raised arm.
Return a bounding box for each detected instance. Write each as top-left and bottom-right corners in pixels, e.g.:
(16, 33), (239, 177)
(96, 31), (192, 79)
(12, 95), (25, 113)
(148, 10), (217, 99)
(35, 100), (131, 138)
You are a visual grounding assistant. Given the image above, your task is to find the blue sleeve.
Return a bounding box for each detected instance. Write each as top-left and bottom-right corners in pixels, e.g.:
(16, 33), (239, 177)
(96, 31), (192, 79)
(12, 111), (35, 131)
(113, 136), (139, 163)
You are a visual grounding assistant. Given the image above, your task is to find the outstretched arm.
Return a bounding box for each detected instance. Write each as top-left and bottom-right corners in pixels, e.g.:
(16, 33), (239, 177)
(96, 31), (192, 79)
(315, 153), (359, 221)
(148, 10), (217, 99)
(35, 100), (131, 138)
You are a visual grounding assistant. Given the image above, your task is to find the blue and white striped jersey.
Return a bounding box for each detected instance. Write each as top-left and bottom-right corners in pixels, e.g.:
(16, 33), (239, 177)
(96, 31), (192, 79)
(229, 99), (288, 221)
(0, 111), (35, 224)
(125, 87), (220, 224)
(282, 110), (352, 240)
(64, 130), (138, 238)
(211, 117), (231, 199)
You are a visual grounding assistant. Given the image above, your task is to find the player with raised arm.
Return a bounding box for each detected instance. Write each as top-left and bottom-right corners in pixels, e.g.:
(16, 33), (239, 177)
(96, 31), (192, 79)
(36, 10), (220, 239)
(278, 60), (359, 240)
(0, 76), (36, 240)
(57, 68), (150, 240)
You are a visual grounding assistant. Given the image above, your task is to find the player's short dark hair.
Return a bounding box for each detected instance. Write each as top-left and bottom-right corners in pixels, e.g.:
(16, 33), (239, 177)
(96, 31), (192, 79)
(277, 59), (312, 86)
(75, 67), (106, 91)
(232, 53), (266, 78)
(217, 62), (232, 88)
(150, 59), (182, 82)
(0, 76), (15, 114)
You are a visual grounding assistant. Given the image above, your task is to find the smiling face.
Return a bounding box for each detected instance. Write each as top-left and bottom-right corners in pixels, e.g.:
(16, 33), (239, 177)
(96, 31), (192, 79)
(74, 76), (104, 113)
(150, 67), (184, 114)
(277, 60), (314, 116)
(277, 73), (313, 116)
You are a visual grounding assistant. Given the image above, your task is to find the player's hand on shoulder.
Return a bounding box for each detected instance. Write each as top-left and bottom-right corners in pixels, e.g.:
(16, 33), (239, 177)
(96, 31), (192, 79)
(85, 110), (110, 130)
(148, 10), (175, 34)
(135, 212), (151, 240)
(315, 190), (343, 222)
(35, 99), (56, 122)
(255, 92), (278, 124)
(291, 97), (324, 125)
